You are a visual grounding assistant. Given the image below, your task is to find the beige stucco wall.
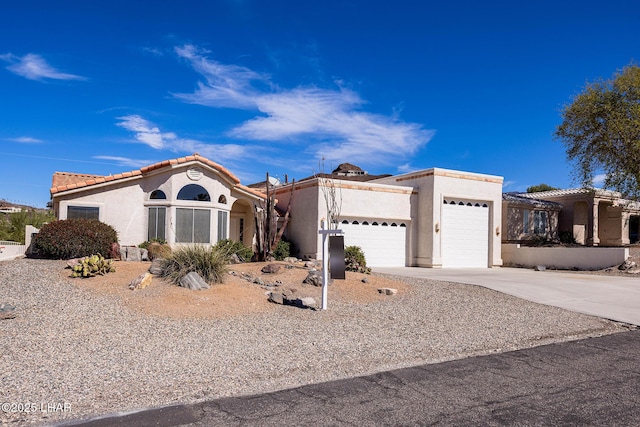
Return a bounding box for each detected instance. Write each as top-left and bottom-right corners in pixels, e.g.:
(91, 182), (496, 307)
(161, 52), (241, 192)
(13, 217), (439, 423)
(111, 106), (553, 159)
(53, 162), (253, 247)
(502, 244), (628, 270)
(275, 178), (412, 260)
(375, 168), (503, 268)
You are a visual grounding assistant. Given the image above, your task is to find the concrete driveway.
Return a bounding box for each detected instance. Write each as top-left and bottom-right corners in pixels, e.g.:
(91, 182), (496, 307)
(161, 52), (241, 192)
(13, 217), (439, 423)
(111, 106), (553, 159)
(374, 266), (640, 326)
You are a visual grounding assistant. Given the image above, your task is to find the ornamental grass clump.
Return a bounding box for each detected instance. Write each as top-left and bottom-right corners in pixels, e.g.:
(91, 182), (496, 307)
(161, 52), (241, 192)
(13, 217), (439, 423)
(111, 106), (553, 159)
(160, 245), (228, 286)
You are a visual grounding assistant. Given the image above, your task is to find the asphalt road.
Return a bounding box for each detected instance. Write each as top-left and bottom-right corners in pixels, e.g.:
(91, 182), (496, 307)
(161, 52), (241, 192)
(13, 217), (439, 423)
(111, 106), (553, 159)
(61, 329), (640, 427)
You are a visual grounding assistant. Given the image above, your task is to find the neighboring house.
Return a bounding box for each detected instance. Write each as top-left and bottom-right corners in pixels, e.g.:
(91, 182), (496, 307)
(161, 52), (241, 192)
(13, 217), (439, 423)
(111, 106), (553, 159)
(50, 154), (265, 248)
(275, 167), (504, 268)
(518, 188), (640, 246)
(501, 193), (562, 243)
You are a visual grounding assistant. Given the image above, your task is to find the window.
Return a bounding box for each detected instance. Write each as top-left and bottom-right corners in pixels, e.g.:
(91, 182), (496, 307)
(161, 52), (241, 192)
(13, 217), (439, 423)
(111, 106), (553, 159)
(150, 190), (166, 200)
(177, 184), (210, 201)
(524, 210), (547, 235)
(218, 195), (227, 204)
(239, 218), (245, 243)
(534, 211), (547, 235)
(67, 206), (99, 220)
(176, 208), (210, 243)
(148, 207), (166, 241)
(218, 211), (228, 241)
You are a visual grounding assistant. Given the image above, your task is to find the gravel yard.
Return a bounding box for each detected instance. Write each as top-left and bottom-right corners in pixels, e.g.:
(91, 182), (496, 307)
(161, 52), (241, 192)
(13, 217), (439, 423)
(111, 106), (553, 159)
(0, 258), (629, 426)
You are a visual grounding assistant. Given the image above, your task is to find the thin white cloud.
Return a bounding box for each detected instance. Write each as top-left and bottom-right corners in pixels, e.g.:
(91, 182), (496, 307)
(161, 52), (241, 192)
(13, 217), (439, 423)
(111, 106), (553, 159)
(115, 114), (251, 162)
(502, 180), (516, 189)
(4, 136), (43, 144)
(0, 53), (86, 81)
(173, 45), (433, 166)
(593, 173), (607, 186)
(93, 156), (155, 168)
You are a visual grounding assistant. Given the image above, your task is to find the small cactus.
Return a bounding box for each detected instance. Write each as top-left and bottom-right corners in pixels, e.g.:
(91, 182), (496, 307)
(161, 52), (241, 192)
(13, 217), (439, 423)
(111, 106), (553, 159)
(70, 254), (115, 278)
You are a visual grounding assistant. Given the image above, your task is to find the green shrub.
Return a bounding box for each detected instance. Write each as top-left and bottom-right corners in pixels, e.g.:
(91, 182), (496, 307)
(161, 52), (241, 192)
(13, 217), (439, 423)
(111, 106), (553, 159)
(345, 245), (371, 274)
(273, 240), (290, 260)
(70, 254), (115, 278)
(160, 245), (228, 285)
(214, 239), (254, 262)
(32, 219), (118, 260)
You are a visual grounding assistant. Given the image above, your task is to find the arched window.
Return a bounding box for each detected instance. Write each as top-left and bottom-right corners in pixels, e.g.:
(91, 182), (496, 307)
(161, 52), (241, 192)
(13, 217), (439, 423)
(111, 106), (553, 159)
(372, 222), (379, 226)
(218, 195), (227, 204)
(362, 221), (369, 225)
(177, 184), (210, 201)
(150, 189), (166, 200)
(342, 220), (349, 224)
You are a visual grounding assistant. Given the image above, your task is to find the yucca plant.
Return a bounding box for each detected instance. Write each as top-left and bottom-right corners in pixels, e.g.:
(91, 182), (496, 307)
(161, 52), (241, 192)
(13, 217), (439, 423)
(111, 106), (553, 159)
(159, 245), (228, 286)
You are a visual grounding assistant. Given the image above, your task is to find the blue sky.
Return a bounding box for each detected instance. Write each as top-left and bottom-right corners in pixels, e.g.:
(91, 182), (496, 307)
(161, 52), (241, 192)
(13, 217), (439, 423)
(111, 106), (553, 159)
(1, 0), (639, 208)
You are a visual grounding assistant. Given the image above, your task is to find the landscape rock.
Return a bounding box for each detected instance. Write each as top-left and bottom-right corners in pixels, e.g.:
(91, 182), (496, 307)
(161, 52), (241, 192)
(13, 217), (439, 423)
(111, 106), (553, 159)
(261, 264), (282, 274)
(120, 246), (149, 262)
(179, 272), (210, 290)
(267, 292), (284, 305)
(618, 258), (637, 271)
(534, 265), (546, 271)
(295, 297), (316, 308)
(377, 288), (397, 296)
(253, 277), (265, 285)
(129, 272), (153, 290)
(362, 278), (369, 283)
(149, 258), (164, 275)
(0, 303), (16, 320)
(229, 253), (242, 264)
(304, 261), (318, 269)
(303, 271), (322, 287)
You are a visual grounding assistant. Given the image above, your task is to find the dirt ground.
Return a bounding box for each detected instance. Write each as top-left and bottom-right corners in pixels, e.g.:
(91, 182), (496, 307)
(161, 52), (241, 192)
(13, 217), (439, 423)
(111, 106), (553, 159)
(62, 260), (410, 319)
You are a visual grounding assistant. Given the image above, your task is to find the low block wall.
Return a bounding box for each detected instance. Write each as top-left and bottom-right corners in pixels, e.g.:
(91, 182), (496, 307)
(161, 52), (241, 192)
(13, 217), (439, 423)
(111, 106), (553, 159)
(0, 242), (27, 261)
(502, 244), (629, 270)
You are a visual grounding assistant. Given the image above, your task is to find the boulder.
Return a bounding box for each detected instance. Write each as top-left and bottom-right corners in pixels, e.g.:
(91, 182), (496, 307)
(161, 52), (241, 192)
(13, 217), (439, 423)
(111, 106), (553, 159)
(129, 272), (153, 290)
(303, 271), (322, 287)
(179, 272), (210, 290)
(377, 288), (397, 296)
(268, 292), (284, 305)
(618, 258), (637, 271)
(120, 246), (149, 262)
(534, 265), (546, 271)
(261, 264), (282, 274)
(295, 297), (316, 308)
(149, 259), (164, 275)
(229, 253), (242, 264)
(0, 303), (16, 320)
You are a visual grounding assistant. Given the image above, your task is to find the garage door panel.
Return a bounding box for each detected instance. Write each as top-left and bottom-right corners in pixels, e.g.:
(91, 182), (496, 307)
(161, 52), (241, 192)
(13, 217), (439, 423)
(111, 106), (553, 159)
(341, 222), (406, 267)
(441, 203), (489, 268)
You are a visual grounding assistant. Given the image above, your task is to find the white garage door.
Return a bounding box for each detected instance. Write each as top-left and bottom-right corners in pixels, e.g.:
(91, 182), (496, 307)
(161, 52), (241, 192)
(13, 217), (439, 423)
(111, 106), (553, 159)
(441, 200), (489, 268)
(340, 220), (407, 267)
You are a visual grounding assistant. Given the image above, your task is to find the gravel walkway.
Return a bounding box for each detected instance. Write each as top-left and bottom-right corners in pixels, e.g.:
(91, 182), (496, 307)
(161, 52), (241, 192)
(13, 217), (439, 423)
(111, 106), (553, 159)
(0, 259), (629, 426)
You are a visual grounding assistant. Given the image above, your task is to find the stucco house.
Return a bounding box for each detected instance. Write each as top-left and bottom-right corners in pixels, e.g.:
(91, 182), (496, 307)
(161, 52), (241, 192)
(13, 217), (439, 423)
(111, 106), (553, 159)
(50, 155), (504, 268)
(275, 167), (504, 268)
(501, 193), (562, 243)
(517, 189), (640, 246)
(50, 154), (264, 248)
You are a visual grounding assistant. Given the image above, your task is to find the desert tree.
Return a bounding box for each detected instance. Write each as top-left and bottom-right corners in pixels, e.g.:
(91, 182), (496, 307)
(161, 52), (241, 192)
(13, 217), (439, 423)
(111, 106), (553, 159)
(555, 63), (640, 198)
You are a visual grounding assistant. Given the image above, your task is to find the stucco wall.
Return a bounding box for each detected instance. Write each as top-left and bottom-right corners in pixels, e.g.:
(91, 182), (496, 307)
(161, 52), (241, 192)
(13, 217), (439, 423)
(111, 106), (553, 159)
(276, 178), (413, 260)
(54, 163), (247, 246)
(375, 168), (503, 268)
(502, 244), (628, 270)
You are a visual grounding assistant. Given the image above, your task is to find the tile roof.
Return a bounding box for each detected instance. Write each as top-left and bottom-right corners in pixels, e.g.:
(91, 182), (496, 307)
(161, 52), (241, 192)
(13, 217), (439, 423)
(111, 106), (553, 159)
(50, 154), (261, 198)
(502, 192), (562, 208)
(517, 188), (622, 199)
